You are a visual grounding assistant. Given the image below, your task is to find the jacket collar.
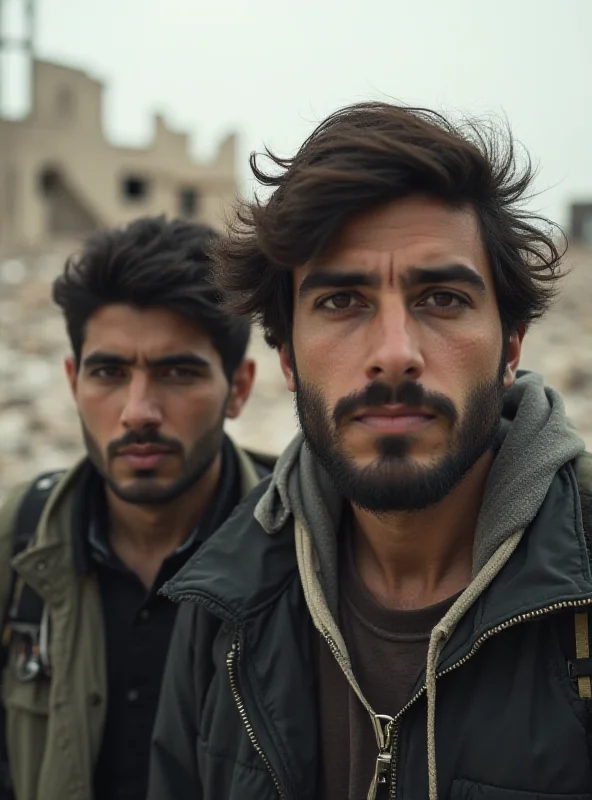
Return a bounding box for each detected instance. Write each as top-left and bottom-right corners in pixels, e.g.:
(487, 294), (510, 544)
(164, 461), (592, 635)
(14, 435), (258, 600)
(162, 477), (299, 619)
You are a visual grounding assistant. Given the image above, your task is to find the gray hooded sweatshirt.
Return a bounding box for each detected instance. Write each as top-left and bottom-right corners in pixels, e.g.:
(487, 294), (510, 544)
(254, 371), (586, 800)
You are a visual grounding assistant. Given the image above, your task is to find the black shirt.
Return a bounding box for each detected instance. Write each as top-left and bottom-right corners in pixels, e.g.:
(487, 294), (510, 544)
(70, 437), (241, 800)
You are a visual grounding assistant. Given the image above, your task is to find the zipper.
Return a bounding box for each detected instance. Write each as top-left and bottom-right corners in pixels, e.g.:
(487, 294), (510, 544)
(388, 721), (400, 800)
(226, 632), (285, 799)
(321, 629), (398, 800)
(369, 715), (396, 799)
(327, 596), (592, 800)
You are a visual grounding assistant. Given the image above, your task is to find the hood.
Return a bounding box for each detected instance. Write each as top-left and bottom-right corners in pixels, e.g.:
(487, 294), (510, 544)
(256, 370), (585, 604)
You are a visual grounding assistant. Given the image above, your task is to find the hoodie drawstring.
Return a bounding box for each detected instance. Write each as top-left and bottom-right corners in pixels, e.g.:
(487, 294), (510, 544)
(425, 628), (446, 800)
(423, 530), (524, 800)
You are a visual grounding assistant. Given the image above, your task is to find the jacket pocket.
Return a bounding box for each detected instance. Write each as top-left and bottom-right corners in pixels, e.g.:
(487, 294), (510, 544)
(450, 779), (592, 799)
(2, 660), (50, 716)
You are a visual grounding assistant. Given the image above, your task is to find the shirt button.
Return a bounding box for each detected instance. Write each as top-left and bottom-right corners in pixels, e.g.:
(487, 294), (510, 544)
(138, 609), (150, 622)
(127, 689), (139, 703)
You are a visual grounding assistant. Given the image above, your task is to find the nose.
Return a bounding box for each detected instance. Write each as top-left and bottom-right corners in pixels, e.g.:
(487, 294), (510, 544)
(365, 299), (425, 384)
(119, 373), (163, 431)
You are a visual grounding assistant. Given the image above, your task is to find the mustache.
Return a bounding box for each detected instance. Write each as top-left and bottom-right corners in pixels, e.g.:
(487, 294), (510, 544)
(107, 428), (183, 459)
(332, 380), (458, 427)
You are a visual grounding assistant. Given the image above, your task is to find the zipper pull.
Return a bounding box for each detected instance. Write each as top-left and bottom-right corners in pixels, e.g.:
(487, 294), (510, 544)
(367, 715), (395, 800)
(367, 751), (392, 799)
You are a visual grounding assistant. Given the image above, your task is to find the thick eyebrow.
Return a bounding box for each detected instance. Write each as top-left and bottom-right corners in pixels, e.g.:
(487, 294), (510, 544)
(298, 270), (381, 301)
(82, 351), (133, 370)
(82, 351), (211, 370)
(146, 353), (211, 369)
(403, 264), (487, 293)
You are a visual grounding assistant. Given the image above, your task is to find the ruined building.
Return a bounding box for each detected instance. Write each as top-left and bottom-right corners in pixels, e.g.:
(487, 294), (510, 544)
(0, 57), (238, 251)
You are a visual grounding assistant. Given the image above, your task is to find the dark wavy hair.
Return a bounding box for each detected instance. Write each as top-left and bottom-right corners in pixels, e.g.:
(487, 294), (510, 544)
(53, 216), (250, 378)
(212, 102), (566, 348)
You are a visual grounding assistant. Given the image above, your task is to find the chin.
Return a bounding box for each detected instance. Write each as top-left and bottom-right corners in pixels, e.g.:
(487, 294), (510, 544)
(108, 477), (173, 505)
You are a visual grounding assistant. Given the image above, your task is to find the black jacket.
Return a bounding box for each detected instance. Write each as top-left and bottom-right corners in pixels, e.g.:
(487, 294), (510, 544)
(149, 459), (592, 800)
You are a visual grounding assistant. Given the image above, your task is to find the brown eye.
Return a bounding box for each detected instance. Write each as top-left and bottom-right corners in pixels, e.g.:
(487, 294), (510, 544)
(420, 292), (468, 309)
(432, 293), (455, 307)
(92, 366), (125, 379)
(323, 293), (356, 310)
(165, 367), (198, 379)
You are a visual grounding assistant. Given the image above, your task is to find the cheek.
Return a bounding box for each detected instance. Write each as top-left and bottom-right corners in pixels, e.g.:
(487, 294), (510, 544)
(432, 330), (488, 373)
(75, 388), (119, 434)
(444, 325), (502, 376)
(426, 325), (503, 416)
(425, 304), (502, 368)
(292, 317), (364, 391)
(171, 387), (227, 433)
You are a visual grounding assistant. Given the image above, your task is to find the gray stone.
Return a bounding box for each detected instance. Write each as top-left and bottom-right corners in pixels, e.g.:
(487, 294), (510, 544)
(0, 409), (29, 454)
(0, 259), (27, 286)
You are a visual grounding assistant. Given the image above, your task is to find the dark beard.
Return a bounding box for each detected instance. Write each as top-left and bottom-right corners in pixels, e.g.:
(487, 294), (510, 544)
(81, 416), (226, 506)
(294, 365), (505, 513)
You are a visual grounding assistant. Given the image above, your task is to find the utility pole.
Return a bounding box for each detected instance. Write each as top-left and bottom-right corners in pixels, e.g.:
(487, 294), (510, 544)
(0, 0), (36, 117)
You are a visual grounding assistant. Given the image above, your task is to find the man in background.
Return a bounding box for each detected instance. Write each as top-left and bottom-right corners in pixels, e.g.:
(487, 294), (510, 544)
(0, 216), (272, 800)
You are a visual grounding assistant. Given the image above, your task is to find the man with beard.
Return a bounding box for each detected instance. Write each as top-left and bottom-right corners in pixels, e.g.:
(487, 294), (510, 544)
(0, 216), (273, 800)
(148, 105), (592, 800)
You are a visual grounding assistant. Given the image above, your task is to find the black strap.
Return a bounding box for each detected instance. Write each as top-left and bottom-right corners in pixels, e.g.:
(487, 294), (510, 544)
(568, 657), (592, 679)
(0, 472), (63, 670)
(12, 471), (65, 556)
(566, 459), (592, 682)
(6, 471), (65, 634)
(0, 470), (64, 798)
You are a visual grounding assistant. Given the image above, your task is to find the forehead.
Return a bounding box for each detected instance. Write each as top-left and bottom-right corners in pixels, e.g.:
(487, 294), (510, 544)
(82, 304), (216, 357)
(299, 195), (489, 282)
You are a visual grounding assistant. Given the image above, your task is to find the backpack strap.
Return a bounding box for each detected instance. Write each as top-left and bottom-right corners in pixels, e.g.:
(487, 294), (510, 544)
(12, 471), (64, 557)
(0, 470), (64, 799)
(567, 453), (592, 699)
(1, 471), (65, 673)
(3, 471), (65, 679)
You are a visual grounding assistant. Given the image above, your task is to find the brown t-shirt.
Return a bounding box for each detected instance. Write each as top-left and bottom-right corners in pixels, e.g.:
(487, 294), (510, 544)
(316, 539), (458, 800)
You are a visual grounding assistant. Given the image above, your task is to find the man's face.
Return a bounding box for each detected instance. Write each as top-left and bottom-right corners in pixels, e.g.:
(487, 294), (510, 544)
(280, 194), (523, 512)
(66, 304), (253, 505)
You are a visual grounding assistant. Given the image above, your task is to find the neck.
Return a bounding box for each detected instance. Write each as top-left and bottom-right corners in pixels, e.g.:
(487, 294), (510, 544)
(105, 451), (223, 588)
(351, 450), (494, 610)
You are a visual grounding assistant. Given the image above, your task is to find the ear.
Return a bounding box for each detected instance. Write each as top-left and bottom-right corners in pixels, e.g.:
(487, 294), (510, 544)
(279, 345), (295, 393)
(503, 324), (526, 389)
(64, 356), (78, 399)
(225, 359), (256, 420)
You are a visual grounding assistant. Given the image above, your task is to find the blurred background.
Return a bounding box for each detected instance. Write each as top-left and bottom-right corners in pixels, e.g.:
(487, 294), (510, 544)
(0, 0), (591, 499)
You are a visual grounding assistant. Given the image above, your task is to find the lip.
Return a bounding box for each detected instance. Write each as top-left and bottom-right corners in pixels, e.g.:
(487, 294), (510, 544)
(118, 445), (171, 456)
(353, 405), (435, 433)
(116, 445), (173, 470)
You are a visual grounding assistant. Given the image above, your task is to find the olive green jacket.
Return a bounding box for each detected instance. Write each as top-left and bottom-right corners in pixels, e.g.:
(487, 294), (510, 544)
(0, 440), (268, 800)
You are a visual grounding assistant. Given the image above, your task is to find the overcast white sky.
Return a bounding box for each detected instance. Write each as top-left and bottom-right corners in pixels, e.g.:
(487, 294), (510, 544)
(3, 0), (591, 226)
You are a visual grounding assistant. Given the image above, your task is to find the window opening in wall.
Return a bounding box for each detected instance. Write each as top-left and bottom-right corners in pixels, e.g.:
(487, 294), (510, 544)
(582, 214), (592, 245)
(178, 187), (200, 218)
(39, 167), (60, 197)
(122, 176), (149, 202)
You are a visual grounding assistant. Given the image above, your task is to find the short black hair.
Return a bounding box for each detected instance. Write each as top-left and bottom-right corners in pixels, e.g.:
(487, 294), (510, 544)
(213, 102), (565, 348)
(53, 216), (250, 379)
